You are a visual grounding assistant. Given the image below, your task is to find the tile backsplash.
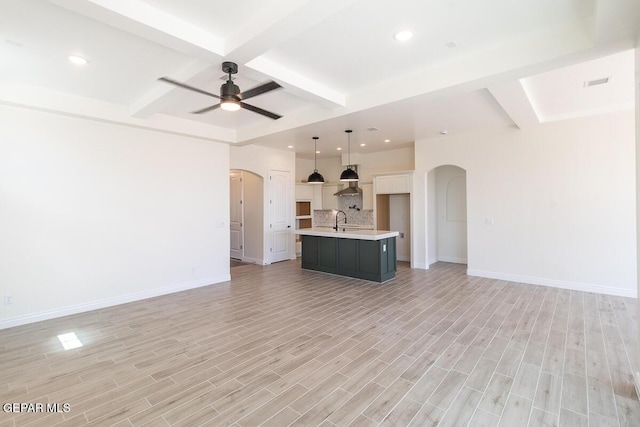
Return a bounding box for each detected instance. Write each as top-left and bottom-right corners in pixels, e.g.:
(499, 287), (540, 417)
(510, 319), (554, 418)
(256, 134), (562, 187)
(313, 194), (373, 226)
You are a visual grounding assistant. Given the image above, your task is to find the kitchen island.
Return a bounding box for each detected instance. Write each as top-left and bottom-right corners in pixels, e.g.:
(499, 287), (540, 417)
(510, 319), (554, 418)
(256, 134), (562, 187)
(295, 227), (399, 282)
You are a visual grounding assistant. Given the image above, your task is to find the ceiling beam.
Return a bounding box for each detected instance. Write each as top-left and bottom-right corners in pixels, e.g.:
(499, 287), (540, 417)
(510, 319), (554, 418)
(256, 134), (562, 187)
(225, 0), (356, 107)
(246, 56), (346, 107)
(48, 0), (352, 109)
(593, 0), (640, 46)
(0, 81), (236, 143)
(487, 81), (540, 129)
(47, 0), (225, 61)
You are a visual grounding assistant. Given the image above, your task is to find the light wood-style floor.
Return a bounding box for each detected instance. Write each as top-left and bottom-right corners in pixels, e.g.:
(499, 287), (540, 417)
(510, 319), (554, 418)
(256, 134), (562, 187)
(1, 261), (639, 426)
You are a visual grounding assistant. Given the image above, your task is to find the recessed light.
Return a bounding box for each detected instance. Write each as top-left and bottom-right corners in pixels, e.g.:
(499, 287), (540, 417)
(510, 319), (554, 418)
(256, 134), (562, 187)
(360, 143), (366, 147)
(68, 55), (88, 65)
(287, 145), (293, 148)
(384, 139), (390, 143)
(440, 130), (448, 135)
(337, 147), (342, 151)
(394, 30), (413, 41)
(316, 150), (320, 154)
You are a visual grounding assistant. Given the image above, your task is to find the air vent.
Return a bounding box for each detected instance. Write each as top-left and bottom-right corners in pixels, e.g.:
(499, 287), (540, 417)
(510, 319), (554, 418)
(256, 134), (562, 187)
(584, 77), (609, 87)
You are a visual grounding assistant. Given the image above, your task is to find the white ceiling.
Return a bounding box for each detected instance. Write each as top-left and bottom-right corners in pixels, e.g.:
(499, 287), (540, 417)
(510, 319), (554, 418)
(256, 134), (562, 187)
(0, 0), (638, 159)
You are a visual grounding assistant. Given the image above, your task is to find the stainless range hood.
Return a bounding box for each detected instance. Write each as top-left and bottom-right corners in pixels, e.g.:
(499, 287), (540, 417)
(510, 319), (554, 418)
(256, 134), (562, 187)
(334, 181), (362, 196)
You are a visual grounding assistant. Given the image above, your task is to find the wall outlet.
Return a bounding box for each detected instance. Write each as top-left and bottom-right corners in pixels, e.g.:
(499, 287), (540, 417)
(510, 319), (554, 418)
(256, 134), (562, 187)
(4, 295), (13, 305)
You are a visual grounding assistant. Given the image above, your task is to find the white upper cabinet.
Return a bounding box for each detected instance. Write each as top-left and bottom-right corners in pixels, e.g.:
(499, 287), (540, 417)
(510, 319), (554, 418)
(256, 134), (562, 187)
(296, 183), (323, 210)
(361, 183), (373, 210)
(322, 185), (340, 210)
(311, 185), (322, 210)
(295, 184), (313, 201)
(374, 173), (411, 194)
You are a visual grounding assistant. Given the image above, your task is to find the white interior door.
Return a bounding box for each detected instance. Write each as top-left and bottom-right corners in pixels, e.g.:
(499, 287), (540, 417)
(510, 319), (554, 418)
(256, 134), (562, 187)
(230, 171), (244, 259)
(390, 194), (411, 262)
(269, 169), (291, 263)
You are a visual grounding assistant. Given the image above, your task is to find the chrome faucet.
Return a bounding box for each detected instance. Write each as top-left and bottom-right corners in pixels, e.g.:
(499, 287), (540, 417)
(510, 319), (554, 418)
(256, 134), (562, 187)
(334, 210), (347, 231)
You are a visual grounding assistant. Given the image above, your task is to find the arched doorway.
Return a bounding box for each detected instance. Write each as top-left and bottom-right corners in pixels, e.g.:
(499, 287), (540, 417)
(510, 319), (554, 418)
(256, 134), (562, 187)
(427, 165), (468, 265)
(229, 169), (264, 264)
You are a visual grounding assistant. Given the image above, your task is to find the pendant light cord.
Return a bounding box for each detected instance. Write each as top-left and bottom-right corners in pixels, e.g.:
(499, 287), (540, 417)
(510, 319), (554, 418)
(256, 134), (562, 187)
(346, 129), (352, 168)
(313, 136), (319, 171)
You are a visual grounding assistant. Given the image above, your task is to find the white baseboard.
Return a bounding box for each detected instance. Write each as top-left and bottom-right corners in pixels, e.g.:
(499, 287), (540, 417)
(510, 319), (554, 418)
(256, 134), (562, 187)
(467, 269), (637, 298)
(240, 256), (263, 265)
(0, 274), (230, 330)
(438, 256), (468, 264)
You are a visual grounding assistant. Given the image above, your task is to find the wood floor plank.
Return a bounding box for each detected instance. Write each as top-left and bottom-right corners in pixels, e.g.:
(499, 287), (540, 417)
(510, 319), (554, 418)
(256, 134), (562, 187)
(437, 386), (483, 426)
(361, 378), (413, 422)
(534, 372), (562, 415)
(478, 373), (513, 415)
(328, 381), (385, 426)
(498, 394), (533, 427)
(0, 260), (635, 426)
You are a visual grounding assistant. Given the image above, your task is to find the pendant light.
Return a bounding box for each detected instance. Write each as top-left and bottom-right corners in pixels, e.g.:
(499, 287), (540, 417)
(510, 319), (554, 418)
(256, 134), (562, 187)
(340, 129), (359, 181)
(307, 136), (325, 184)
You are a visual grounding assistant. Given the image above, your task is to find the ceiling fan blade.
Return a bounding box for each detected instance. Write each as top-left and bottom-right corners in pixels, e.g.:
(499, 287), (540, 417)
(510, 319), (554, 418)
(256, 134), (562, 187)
(239, 81), (281, 100)
(240, 102), (282, 120)
(191, 104), (221, 114)
(158, 77), (220, 99)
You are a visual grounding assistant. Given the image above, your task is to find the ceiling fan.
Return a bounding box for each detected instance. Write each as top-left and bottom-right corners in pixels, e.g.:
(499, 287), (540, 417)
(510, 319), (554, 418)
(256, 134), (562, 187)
(159, 61), (282, 120)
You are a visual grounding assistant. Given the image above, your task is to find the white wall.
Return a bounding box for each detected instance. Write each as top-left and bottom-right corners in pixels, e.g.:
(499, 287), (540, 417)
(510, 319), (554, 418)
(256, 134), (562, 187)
(296, 157), (315, 183)
(435, 165), (468, 263)
(416, 111), (637, 297)
(427, 169), (438, 266)
(634, 44), (640, 385)
(0, 105), (230, 329)
(356, 147), (415, 182)
(295, 146), (414, 184)
(230, 145), (296, 263)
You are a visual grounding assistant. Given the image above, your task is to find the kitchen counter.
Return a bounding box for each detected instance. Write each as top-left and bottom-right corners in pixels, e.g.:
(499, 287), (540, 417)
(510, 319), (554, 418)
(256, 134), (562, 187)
(296, 228), (398, 282)
(295, 227), (397, 240)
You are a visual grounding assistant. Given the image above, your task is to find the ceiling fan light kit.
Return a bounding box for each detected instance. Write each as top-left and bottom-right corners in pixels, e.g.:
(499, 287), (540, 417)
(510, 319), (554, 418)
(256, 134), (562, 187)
(159, 61), (282, 119)
(220, 100), (241, 111)
(340, 129), (359, 182)
(308, 136), (325, 184)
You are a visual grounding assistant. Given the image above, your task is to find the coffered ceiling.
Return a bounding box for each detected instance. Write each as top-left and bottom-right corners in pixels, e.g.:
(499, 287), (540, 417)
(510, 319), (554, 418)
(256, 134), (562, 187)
(1, 0), (638, 159)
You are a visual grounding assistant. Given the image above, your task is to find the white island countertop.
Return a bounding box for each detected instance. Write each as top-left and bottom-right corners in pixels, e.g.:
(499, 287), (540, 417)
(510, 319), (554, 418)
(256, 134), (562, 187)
(295, 227), (399, 241)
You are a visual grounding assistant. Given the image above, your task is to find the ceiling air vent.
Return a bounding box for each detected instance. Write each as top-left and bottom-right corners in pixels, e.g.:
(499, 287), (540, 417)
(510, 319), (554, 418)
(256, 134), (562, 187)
(583, 77), (609, 88)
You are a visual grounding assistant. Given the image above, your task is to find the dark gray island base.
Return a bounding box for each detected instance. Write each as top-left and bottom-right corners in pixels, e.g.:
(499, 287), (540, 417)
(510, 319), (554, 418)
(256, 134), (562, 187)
(300, 233), (397, 283)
